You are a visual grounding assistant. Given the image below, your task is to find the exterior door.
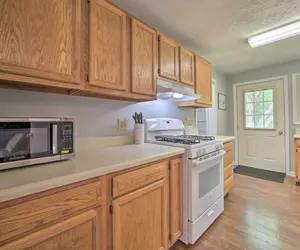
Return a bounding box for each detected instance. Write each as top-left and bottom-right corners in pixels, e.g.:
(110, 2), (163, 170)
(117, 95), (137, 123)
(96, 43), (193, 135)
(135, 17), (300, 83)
(131, 19), (157, 96)
(158, 35), (179, 81)
(113, 180), (168, 250)
(2, 210), (100, 250)
(179, 47), (194, 86)
(237, 79), (285, 173)
(169, 158), (183, 247)
(195, 56), (212, 106)
(89, 0), (126, 91)
(0, 0), (81, 86)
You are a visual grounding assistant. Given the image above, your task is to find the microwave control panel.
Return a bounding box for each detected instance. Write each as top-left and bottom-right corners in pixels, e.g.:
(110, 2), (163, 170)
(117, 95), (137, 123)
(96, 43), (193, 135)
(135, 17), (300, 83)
(61, 122), (73, 154)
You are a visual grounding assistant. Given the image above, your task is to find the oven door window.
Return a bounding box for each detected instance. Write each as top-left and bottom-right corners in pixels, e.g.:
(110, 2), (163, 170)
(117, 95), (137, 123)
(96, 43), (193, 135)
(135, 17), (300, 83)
(0, 122), (52, 163)
(198, 164), (220, 199)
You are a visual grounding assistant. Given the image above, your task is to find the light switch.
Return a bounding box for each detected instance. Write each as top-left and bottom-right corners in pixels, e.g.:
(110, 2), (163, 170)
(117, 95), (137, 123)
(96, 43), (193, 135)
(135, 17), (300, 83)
(118, 119), (129, 131)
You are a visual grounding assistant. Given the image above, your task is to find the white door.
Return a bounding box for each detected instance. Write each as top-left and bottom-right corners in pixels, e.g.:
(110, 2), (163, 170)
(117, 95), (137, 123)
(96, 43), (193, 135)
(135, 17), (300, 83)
(237, 79), (285, 173)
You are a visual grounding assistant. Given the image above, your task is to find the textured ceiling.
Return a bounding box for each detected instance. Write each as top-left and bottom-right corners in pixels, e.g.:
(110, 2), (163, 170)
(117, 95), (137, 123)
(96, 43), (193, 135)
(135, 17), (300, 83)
(110, 0), (300, 76)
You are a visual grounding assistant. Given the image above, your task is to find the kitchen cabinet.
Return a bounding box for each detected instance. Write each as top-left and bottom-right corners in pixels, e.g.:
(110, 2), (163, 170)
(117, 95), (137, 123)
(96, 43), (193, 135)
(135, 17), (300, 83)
(195, 56), (212, 107)
(0, 0), (82, 89)
(179, 47), (195, 87)
(1, 209), (101, 250)
(89, 0), (126, 91)
(224, 141), (234, 195)
(295, 139), (300, 183)
(169, 158), (183, 247)
(131, 18), (157, 96)
(158, 34), (179, 82)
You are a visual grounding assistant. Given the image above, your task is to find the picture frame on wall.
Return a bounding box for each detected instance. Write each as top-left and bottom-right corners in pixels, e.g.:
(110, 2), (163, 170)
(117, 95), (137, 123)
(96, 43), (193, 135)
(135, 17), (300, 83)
(218, 93), (227, 110)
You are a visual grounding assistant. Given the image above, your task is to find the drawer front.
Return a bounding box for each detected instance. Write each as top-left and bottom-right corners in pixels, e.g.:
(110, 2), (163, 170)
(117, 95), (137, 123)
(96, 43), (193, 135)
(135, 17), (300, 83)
(113, 161), (168, 198)
(224, 174), (234, 195)
(224, 163), (233, 180)
(296, 140), (300, 148)
(224, 141), (233, 152)
(0, 178), (103, 245)
(224, 150), (233, 167)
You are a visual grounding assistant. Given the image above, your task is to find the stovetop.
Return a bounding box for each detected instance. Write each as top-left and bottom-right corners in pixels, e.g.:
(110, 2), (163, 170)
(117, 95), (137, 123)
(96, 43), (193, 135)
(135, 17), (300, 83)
(155, 135), (216, 145)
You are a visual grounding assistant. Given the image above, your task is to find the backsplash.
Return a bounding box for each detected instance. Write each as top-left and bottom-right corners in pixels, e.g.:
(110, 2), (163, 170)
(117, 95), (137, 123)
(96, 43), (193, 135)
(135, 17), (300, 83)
(0, 88), (195, 138)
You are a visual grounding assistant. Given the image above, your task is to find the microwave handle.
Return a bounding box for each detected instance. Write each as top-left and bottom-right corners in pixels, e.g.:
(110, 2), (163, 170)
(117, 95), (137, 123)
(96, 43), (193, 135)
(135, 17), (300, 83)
(52, 124), (58, 154)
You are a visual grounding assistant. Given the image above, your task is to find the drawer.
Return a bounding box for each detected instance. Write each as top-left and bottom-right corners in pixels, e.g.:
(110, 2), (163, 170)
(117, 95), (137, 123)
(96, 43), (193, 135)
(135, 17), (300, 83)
(224, 163), (233, 180)
(224, 141), (233, 152)
(224, 174), (234, 195)
(112, 161), (168, 198)
(224, 150), (233, 167)
(296, 140), (300, 148)
(0, 178), (103, 245)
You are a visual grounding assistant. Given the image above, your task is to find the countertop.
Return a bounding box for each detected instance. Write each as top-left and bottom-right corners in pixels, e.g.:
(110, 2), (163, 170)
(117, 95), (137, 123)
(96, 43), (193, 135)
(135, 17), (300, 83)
(215, 136), (235, 143)
(294, 134), (300, 139)
(0, 143), (184, 203)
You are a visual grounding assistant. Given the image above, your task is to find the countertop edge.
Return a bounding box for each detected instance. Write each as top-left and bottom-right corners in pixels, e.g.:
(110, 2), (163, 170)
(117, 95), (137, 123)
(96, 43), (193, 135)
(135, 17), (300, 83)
(0, 149), (184, 203)
(294, 135), (300, 139)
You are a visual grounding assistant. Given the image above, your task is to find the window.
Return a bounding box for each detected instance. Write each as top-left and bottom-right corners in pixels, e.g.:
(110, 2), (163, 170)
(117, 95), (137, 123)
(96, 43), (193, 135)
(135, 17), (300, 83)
(244, 89), (274, 129)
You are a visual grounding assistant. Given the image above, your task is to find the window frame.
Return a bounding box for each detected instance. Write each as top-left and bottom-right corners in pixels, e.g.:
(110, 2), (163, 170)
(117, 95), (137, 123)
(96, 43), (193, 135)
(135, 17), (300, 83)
(243, 88), (277, 131)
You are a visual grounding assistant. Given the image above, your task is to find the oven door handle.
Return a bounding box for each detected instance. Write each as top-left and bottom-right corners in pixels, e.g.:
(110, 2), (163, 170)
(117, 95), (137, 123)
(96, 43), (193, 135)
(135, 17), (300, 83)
(192, 151), (226, 167)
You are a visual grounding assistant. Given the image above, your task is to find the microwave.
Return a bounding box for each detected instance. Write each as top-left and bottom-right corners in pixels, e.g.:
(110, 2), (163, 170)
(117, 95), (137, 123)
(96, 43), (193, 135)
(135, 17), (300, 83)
(0, 118), (74, 171)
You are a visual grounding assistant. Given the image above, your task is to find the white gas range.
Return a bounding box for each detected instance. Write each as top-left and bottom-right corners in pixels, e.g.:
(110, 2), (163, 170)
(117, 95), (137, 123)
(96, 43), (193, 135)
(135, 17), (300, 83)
(145, 118), (225, 245)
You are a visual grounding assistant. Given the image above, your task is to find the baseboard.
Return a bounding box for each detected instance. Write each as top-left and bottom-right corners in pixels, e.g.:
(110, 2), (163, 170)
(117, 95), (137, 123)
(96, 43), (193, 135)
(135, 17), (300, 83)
(288, 171), (295, 177)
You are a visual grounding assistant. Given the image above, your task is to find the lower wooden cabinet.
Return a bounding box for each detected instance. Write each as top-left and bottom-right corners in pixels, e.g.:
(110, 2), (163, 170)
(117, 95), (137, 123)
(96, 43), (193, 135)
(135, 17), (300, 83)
(113, 180), (168, 250)
(0, 157), (183, 250)
(295, 139), (300, 182)
(2, 209), (101, 250)
(224, 141), (234, 195)
(169, 158), (183, 247)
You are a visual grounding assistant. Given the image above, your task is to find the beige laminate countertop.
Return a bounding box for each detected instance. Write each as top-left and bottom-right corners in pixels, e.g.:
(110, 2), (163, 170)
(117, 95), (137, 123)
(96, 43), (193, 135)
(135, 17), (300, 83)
(294, 134), (300, 139)
(0, 143), (184, 203)
(215, 136), (235, 143)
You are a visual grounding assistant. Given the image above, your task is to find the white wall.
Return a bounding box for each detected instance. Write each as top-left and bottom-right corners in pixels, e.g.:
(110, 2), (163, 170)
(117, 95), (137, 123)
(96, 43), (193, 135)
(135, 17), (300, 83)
(228, 60), (300, 172)
(0, 88), (194, 138)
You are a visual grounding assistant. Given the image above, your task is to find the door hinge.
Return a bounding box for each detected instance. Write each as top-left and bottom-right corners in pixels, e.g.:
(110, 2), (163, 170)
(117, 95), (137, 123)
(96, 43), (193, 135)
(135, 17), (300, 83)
(109, 205), (113, 215)
(169, 234), (172, 241)
(86, 74), (89, 82)
(157, 35), (161, 42)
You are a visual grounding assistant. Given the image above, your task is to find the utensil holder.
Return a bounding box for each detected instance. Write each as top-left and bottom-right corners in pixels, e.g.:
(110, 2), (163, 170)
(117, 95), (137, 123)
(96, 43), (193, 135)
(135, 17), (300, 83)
(134, 124), (144, 145)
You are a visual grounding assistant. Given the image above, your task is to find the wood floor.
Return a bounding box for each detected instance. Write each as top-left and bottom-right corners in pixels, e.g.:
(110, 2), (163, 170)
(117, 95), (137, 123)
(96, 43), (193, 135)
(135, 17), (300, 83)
(172, 174), (300, 250)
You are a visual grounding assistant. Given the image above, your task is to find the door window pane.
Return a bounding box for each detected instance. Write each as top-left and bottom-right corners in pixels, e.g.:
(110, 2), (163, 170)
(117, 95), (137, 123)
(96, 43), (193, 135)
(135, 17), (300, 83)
(244, 89), (275, 129)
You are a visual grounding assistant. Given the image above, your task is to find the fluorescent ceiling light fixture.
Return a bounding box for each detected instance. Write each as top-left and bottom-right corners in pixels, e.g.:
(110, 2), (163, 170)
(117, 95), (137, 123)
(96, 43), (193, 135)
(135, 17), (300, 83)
(248, 20), (300, 48)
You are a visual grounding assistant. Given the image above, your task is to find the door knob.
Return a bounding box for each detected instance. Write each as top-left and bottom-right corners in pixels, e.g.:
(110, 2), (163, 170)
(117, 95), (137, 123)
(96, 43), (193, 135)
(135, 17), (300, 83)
(278, 131), (283, 135)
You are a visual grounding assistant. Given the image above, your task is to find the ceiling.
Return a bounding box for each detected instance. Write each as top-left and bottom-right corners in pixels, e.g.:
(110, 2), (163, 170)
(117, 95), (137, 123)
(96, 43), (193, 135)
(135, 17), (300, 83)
(110, 0), (300, 76)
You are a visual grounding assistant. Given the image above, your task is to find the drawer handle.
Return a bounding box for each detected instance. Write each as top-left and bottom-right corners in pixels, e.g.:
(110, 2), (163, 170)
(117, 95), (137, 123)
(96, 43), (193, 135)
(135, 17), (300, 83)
(208, 209), (215, 217)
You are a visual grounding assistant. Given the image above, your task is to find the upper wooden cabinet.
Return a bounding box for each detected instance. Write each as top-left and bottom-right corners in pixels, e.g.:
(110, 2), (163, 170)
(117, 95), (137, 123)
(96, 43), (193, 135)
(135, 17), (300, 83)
(195, 56), (212, 106)
(131, 19), (157, 96)
(1, 210), (100, 250)
(179, 47), (195, 86)
(158, 35), (179, 82)
(0, 0), (82, 88)
(89, 0), (126, 91)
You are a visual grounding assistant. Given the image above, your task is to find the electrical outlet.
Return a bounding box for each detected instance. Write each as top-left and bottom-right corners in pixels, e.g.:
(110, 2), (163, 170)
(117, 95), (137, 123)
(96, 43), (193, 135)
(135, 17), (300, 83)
(118, 119), (129, 131)
(184, 120), (193, 126)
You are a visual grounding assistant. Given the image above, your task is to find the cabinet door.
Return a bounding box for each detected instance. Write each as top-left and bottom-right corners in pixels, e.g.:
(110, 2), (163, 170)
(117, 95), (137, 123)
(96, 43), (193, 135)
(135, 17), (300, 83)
(179, 47), (194, 86)
(131, 19), (157, 96)
(0, 0), (81, 86)
(169, 158), (183, 247)
(296, 146), (300, 181)
(113, 180), (168, 250)
(2, 209), (102, 250)
(158, 35), (179, 81)
(195, 56), (212, 106)
(89, 0), (126, 91)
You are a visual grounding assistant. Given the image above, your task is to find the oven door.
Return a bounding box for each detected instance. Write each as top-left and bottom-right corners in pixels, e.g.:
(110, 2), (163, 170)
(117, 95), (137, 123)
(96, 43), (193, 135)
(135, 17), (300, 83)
(189, 151), (225, 222)
(0, 118), (60, 166)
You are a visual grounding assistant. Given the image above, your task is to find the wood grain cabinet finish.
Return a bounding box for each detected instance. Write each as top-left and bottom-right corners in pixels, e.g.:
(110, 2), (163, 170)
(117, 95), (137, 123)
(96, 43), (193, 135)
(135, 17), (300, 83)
(113, 179), (168, 250)
(295, 139), (300, 182)
(169, 158), (183, 247)
(0, 0), (81, 88)
(131, 18), (157, 96)
(179, 47), (194, 86)
(1, 209), (101, 250)
(89, 0), (126, 91)
(195, 56), (212, 107)
(158, 34), (179, 81)
(224, 141), (234, 195)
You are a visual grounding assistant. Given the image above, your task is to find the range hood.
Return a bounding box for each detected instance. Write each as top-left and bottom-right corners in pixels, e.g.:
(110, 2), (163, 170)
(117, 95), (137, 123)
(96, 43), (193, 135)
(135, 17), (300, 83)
(156, 79), (200, 101)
